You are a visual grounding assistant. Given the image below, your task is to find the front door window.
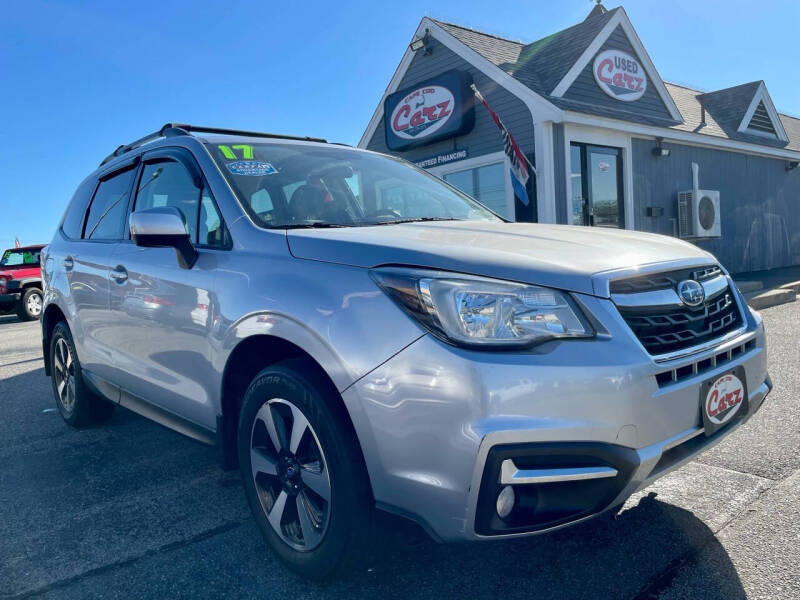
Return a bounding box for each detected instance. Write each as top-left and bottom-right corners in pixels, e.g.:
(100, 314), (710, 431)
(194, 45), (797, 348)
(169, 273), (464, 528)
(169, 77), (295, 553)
(570, 143), (624, 228)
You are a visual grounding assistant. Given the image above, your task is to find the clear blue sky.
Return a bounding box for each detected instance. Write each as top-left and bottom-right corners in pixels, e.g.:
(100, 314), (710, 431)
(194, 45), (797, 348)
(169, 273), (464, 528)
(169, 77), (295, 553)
(2, 0), (798, 247)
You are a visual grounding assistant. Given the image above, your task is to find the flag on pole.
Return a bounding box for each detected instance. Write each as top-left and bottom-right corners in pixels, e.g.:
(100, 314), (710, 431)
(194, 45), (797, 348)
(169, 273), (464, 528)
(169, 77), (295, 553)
(471, 84), (534, 207)
(14, 237), (21, 248)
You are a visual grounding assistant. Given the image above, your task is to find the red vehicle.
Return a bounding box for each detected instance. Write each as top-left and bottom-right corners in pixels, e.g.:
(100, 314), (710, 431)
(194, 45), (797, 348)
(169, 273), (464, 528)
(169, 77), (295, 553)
(0, 244), (45, 321)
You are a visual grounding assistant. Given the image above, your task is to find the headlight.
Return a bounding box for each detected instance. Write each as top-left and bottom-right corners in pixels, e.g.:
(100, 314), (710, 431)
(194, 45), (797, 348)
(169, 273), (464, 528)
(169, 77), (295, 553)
(0, 277), (6, 287)
(370, 267), (593, 349)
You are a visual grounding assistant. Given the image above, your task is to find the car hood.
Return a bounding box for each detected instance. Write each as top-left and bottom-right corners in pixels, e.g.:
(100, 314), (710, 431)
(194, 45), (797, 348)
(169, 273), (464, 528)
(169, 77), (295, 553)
(286, 221), (714, 296)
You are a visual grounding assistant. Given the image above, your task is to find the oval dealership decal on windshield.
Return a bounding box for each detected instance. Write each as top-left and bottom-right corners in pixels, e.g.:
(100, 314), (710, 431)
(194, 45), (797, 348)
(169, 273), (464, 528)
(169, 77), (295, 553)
(593, 49), (647, 102)
(226, 160), (277, 176)
(390, 85), (454, 140)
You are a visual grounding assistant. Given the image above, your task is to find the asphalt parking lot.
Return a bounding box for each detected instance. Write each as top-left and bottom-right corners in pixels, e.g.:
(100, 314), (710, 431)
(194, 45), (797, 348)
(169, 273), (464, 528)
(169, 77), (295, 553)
(1, 304), (799, 600)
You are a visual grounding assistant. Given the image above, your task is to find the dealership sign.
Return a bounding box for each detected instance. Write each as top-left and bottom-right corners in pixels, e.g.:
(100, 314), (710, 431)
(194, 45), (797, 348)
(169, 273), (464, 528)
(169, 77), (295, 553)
(593, 49), (647, 102)
(414, 149), (468, 169)
(391, 86), (454, 139)
(384, 70), (474, 151)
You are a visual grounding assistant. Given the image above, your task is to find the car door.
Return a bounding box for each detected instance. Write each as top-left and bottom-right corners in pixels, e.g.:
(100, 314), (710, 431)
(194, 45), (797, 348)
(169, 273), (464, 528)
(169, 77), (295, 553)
(65, 162), (138, 386)
(107, 147), (229, 430)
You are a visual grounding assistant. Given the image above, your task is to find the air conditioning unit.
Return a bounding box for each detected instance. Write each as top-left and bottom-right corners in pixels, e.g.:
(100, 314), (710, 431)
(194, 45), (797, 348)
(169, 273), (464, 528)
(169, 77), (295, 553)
(678, 189), (721, 238)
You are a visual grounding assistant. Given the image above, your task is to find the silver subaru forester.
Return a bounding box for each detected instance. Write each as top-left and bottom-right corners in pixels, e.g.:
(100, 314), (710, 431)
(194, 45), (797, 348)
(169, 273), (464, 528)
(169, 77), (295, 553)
(41, 124), (771, 579)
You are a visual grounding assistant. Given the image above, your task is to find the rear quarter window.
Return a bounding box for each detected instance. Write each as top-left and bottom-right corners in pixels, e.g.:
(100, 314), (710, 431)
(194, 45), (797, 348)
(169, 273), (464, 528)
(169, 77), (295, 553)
(60, 178), (97, 239)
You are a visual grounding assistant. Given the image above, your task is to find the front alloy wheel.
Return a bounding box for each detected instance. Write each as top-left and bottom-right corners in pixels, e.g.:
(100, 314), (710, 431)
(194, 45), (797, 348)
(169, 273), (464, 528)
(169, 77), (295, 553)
(250, 398), (331, 551)
(238, 360), (374, 579)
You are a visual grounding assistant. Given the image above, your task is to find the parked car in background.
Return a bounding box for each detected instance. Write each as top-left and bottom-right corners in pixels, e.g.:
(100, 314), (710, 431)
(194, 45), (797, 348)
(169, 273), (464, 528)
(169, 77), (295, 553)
(40, 124), (771, 580)
(0, 244), (45, 320)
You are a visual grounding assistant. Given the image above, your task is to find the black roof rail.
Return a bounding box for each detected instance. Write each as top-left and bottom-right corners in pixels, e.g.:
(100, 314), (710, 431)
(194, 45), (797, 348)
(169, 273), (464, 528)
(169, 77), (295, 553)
(99, 123), (327, 166)
(99, 124), (189, 166)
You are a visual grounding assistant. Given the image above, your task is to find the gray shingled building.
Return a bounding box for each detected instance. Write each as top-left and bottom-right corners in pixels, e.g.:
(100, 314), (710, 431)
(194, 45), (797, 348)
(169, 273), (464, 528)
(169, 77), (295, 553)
(359, 3), (800, 274)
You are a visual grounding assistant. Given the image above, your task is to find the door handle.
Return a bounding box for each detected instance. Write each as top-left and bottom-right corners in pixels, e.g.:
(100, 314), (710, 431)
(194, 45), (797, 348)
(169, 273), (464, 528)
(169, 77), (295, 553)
(62, 256), (74, 271)
(110, 265), (128, 283)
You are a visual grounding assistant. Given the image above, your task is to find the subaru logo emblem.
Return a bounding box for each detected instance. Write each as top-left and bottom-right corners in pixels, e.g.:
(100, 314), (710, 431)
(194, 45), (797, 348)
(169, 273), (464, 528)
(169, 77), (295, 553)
(677, 279), (705, 307)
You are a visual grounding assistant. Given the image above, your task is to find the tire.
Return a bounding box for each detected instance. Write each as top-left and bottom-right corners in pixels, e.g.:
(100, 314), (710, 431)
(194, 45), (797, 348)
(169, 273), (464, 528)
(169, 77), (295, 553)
(237, 359), (373, 580)
(50, 321), (115, 427)
(17, 287), (43, 321)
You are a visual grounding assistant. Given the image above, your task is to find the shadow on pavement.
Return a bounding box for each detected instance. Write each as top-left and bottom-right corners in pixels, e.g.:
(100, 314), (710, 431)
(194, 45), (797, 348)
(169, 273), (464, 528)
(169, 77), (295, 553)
(0, 365), (746, 600)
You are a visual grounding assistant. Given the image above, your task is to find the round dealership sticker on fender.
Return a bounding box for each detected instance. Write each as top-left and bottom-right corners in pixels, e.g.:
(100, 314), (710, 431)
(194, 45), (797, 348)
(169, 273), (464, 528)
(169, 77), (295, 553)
(593, 49), (647, 102)
(702, 370), (747, 434)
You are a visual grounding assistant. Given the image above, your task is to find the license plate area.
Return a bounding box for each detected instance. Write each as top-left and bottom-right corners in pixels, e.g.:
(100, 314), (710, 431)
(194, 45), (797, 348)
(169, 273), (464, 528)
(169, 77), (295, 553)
(700, 366), (749, 436)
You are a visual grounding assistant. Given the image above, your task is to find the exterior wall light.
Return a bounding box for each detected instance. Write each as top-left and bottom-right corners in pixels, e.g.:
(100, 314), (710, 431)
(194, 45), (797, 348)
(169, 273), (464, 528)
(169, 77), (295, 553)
(786, 161), (799, 171)
(652, 138), (671, 157)
(409, 29), (432, 54)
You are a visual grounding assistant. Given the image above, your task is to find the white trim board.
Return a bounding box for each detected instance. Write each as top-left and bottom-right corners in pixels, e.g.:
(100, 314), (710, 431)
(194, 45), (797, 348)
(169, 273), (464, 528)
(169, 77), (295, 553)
(534, 121), (557, 224)
(550, 8), (683, 124)
(357, 22), (423, 148)
(357, 17), (563, 150)
(564, 111), (800, 161)
(737, 81), (789, 142)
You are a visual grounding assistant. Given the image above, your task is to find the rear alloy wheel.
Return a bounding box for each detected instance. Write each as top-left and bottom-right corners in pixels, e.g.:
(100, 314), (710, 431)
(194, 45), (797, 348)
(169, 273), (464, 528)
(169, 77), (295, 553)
(238, 360), (373, 579)
(50, 322), (115, 427)
(17, 287), (43, 321)
(53, 337), (77, 414)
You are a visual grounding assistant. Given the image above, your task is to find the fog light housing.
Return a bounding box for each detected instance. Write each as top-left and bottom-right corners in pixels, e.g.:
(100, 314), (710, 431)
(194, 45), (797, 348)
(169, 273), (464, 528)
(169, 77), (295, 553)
(496, 485), (515, 519)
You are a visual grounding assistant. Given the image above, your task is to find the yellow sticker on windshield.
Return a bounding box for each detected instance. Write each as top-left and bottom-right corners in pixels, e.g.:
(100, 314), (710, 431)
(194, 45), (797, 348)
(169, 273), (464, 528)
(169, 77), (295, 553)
(217, 144), (254, 160)
(218, 145), (236, 159)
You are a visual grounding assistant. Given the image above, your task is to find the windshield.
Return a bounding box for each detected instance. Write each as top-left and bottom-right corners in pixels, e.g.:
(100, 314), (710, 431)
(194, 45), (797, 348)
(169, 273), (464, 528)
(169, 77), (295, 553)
(205, 141), (501, 228)
(1, 248), (41, 268)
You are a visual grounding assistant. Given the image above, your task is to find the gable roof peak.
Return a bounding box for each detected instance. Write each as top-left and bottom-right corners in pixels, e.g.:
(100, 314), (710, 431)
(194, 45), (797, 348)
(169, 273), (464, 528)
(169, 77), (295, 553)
(701, 80), (763, 99)
(586, 1), (608, 20)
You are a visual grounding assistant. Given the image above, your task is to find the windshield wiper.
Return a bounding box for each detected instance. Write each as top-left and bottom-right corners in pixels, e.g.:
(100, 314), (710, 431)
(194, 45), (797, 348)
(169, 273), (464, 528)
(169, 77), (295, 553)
(279, 222), (351, 229)
(372, 217), (461, 226)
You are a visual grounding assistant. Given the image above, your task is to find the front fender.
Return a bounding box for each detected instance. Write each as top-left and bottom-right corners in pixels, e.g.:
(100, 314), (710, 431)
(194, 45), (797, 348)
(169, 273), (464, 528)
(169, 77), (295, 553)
(218, 310), (355, 393)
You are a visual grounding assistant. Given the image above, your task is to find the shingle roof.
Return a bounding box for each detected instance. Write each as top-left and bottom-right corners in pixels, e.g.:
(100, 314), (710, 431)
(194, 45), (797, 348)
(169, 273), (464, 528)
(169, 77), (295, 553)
(434, 20), (523, 67)
(430, 15), (800, 153)
(666, 82), (800, 151)
(433, 9), (619, 97)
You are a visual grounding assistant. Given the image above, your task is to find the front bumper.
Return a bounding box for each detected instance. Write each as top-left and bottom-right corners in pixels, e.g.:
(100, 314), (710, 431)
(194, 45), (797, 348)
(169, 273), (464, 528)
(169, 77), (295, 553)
(341, 292), (770, 542)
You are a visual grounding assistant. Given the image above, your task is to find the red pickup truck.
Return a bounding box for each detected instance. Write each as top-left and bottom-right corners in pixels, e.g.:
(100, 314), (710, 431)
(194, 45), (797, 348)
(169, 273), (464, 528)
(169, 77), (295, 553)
(0, 244), (45, 321)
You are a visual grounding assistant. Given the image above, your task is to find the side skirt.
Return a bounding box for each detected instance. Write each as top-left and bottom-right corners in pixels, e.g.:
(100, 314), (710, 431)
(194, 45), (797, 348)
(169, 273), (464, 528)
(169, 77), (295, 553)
(82, 369), (216, 446)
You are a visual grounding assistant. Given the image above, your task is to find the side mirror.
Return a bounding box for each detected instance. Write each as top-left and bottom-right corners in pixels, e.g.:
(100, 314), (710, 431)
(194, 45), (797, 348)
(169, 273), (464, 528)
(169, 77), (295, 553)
(129, 207), (198, 269)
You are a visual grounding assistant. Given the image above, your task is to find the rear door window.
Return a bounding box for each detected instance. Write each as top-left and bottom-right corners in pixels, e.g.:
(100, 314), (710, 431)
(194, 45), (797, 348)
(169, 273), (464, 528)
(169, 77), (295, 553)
(84, 167), (136, 240)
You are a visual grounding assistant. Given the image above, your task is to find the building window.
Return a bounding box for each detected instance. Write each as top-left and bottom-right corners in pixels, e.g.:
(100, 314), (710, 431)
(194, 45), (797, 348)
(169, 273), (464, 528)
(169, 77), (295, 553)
(443, 162), (508, 218)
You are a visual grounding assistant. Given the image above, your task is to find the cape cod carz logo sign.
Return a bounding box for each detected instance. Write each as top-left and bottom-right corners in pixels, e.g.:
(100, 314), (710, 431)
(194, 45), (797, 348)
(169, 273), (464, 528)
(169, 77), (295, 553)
(593, 49), (647, 102)
(391, 86), (454, 140)
(384, 70), (474, 151)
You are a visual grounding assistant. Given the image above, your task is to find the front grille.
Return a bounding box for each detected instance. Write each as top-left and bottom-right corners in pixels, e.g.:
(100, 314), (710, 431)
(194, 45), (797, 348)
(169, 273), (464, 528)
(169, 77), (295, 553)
(654, 338), (756, 387)
(617, 287), (743, 355)
(610, 266), (721, 294)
